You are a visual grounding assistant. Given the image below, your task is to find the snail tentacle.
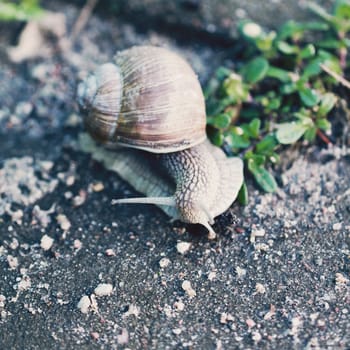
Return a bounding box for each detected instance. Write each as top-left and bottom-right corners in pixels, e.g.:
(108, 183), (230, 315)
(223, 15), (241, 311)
(112, 196), (176, 207)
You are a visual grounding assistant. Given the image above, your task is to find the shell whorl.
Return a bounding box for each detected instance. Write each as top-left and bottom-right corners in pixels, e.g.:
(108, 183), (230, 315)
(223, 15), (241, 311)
(78, 46), (207, 153)
(78, 63), (123, 143)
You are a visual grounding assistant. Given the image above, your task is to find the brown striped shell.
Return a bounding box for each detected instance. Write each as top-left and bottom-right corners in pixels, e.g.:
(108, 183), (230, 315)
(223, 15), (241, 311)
(77, 46), (207, 153)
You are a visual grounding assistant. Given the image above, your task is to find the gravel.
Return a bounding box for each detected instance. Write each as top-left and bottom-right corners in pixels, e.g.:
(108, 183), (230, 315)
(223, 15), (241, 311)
(0, 1), (349, 349)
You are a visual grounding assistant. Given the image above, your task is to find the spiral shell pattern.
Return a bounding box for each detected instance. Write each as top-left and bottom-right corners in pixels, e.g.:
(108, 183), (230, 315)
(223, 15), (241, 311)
(78, 46), (207, 153)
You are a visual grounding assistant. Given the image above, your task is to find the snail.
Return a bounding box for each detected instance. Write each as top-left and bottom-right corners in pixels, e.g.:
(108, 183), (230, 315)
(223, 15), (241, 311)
(77, 45), (243, 238)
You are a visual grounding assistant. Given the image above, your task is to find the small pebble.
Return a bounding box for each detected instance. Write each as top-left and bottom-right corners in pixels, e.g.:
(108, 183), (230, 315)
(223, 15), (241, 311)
(252, 331), (262, 342)
(105, 248), (116, 256)
(9, 238), (19, 250)
(317, 319), (326, 327)
(0, 295), (6, 308)
(236, 266), (246, 278)
(73, 239), (82, 250)
(92, 182), (104, 192)
(65, 175), (75, 187)
(172, 328), (182, 335)
(89, 294), (98, 312)
(15, 101), (33, 118)
(159, 257), (171, 268)
(124, 304), (140, 318)
(10, 210), (23, 225)
(117, 328), (129, 345)
(174, 301), (185, 311)
(56, 214), (71, 231)
(246, 318), (256, 328)
(7, 255), (18, 269)
(17, 276), (31, 291)
(220, 312), (234, 324)
(290, 316), (303, 335)
(208, 271), (216, 281)
(94, 283), (113, 297)
(72, 191), (87, 207)
(255, 283), (266, 294)
(90, 332), (99, 340)
(65, 113), (80, 127)
(335, 272), (348, 285)
(176, 241), (191, 254)
(32, 205), (55, 228)
(77, 295), (91, 314)
(332, 222), (342, 231)
(250, 228), (266, 243)
(182, 280), (196, 297)
(254, 243), (269, 251)
(40, 234), (54, 251)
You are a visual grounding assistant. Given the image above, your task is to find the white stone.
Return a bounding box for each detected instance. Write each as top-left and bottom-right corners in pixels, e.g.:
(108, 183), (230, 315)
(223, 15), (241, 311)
(94, 283), (113, 296)
(40, 234), (54, 251)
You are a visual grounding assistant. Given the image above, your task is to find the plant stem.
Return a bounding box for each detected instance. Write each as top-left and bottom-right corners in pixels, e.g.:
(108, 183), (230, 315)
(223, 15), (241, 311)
(316, 129), (331, 144)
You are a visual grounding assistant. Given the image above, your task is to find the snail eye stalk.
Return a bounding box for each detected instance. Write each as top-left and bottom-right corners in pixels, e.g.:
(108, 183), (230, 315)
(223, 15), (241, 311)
(112, 196), (176, 207)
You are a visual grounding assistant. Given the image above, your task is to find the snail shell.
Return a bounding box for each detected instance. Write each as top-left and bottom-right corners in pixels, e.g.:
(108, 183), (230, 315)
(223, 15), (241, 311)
(78, 45), (206, 153)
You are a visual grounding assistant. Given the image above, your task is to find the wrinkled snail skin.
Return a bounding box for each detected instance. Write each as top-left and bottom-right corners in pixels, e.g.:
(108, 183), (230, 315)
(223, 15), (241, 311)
(159, 142), (220, 228)
(77, 45), (244, 236)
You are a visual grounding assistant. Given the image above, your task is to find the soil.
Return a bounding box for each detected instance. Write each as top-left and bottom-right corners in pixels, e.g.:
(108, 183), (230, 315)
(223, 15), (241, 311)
(0, 1), (349, 350)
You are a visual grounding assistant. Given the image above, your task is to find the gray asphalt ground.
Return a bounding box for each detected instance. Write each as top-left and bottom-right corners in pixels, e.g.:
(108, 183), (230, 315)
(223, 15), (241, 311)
(0, 1), (349, 349)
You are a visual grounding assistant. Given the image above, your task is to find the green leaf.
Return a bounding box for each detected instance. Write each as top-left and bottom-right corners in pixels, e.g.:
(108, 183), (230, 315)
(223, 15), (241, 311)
(316, 118), (331, 131)
(248, 160), (278, 193)
(256, 135), (277, 153)
(0, 0), (43, 21)
(302, 59), (322, 79)
(298, 88), (320, 107)
(222, 73), (249, 101)
(276, 122), (308, 144)
(255, 31), (277, 53)
(215, 66), (232, 80)
(241, 57), (269, 84)
(278, 20), (329, 40)
(300, 44), (316, 59)
(278, 20), (303, 40)
(248, 118), (261, 138)
(335, 0), (350, 19)
(227, 131), (250, 149)
(268, 97), (282, 110)
(318, 93), (337, 116)
(281, 82), (298, 94)
(316, 39), (346, 49)
(269, 152), (280, 164)
(301, 21), (330, 31)
(303, 127), (317, 142)
(302, 51), (342, 79)
(277, 41), (299, 55)
(308, 2), (334, 22)
(237, 182), (249, 205)
(207, 113), (232, 129)
(210, 130), (224, 146)
(244, 153), (266, 166)
(239, 108), (261, 119)
(266, 66), (291, 82)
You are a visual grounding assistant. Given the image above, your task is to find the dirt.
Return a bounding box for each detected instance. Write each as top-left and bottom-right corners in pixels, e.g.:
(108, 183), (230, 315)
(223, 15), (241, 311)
(0, 1), (349, 349)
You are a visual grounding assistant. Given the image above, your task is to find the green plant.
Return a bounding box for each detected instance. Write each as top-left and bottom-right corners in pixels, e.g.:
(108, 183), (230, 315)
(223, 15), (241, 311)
(0, 0), (43, 21)
(206, 0), (350, 202)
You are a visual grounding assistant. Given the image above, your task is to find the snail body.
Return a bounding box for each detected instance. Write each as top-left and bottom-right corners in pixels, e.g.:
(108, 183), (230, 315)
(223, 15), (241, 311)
(78, 46), (243, 236)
